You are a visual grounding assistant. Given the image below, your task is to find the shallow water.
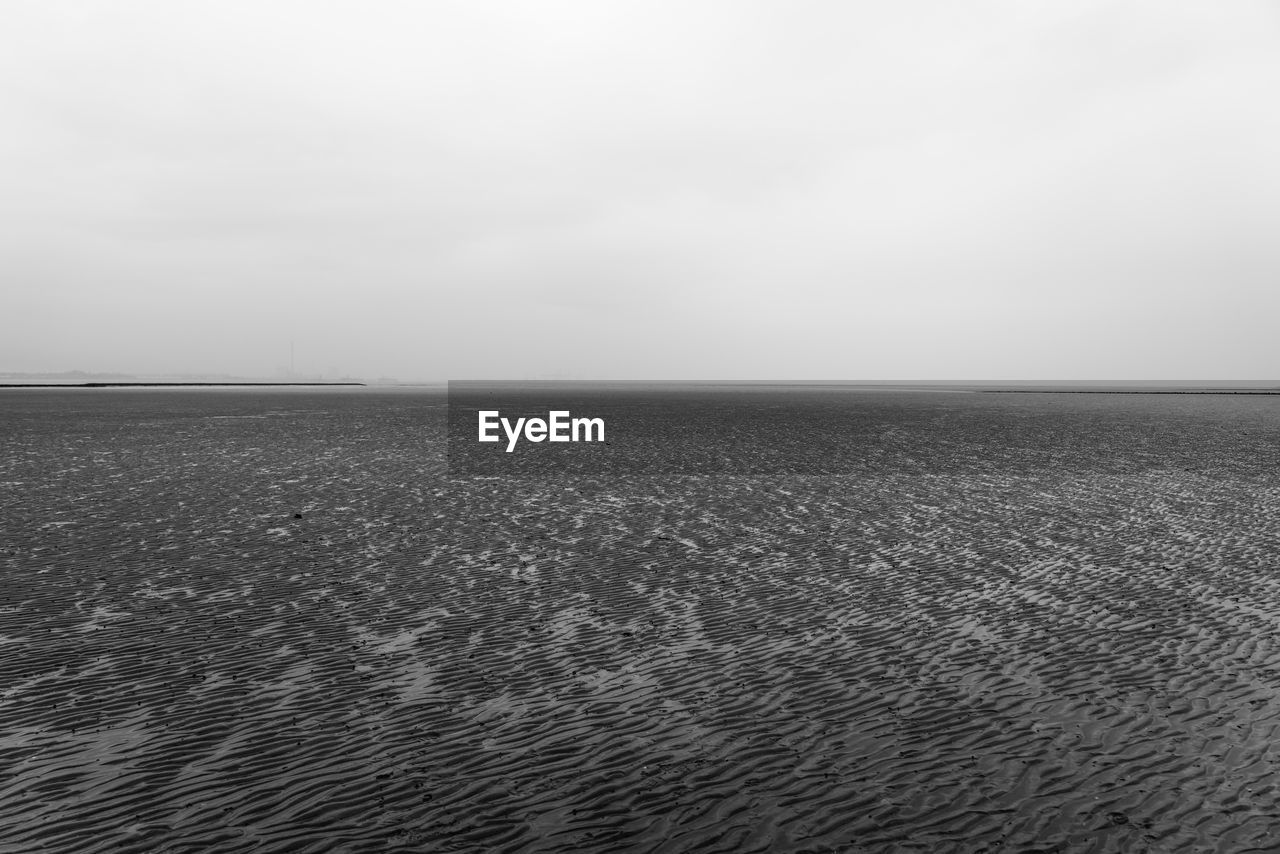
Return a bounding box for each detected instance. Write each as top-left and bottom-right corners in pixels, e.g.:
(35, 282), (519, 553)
(3, 388), (1280, 852)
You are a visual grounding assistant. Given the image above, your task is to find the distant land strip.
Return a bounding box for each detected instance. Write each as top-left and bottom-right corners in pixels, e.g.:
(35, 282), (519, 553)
(981, 389), (1280, 395)
(0, 382), (367, 388)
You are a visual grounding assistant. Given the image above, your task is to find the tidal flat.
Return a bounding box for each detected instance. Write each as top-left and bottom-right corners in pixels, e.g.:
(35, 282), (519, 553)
(3, 386), (1280, 852)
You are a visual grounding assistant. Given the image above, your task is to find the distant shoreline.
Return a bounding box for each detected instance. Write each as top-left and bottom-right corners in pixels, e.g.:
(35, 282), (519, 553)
(2, 381), (1276, 395)
(980, 389), (1280, 395)
(0, 382), (367, 388)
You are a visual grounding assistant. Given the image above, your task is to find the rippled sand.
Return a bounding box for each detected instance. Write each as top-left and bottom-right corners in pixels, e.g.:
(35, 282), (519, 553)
(3, 388), (1280, 852)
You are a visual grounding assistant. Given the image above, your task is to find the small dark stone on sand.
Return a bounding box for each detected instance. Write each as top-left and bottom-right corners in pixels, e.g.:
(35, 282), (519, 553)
(294, 513), (303, 519)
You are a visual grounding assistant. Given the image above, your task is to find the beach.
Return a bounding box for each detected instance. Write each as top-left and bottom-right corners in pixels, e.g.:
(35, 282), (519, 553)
(3, 387), (1280, 852)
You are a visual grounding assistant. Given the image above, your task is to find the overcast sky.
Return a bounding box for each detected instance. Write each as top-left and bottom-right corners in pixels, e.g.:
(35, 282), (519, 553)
(3, 1), (1278, 380)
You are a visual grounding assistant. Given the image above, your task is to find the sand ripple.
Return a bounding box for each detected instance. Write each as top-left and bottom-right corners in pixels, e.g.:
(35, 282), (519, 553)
(3, 389), (1280, 851)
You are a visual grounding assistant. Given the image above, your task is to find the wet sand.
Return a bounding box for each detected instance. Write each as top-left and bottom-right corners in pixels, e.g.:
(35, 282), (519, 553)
(3, 388), (1280, 852)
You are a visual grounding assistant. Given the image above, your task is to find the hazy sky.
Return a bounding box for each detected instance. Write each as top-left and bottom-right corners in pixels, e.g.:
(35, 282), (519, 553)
(3, 1), (1278, 380)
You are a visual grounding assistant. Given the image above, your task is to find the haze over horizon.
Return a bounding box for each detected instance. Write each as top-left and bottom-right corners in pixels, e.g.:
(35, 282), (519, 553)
(4, 1), (1278, 381)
